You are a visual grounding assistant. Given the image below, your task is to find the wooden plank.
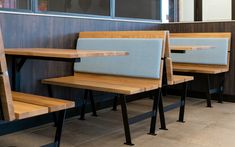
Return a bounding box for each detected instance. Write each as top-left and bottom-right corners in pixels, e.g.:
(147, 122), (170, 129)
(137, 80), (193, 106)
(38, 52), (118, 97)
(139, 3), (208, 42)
(170, 32), (231, 38)
(170, 32), (231, 51)
(0, 28), (15, 121)
(0, 75), (15, 121)
(13, 101), (48, 120)
(173, 63), (229, 74)
(165, 58), (174, 85)
(5, 48), (128, 58)
(79, 31), (167, 39)
(170, 45), (215, 51)
(172, 75), (194, 85)
(12, 92), (75, 112)
(42, 73), (161, 95)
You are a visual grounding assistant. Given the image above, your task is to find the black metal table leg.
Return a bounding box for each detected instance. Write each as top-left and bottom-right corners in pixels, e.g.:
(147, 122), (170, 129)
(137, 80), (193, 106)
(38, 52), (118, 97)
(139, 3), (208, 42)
(149, 89), (161, 135)
(207, 75), (212, 107)
(120, 94), (133, 146)
(112, 95), (118, 111)
(11, 57), (27, 91)
(159, 90), (167, 130)
(47, 85), (58, 127)
(88, 90), (97, 117)
(178, 82), (187, 123)
(218, 73), (225, 103)
(41, 110), (66, 147)
(80, 90), (88, 120)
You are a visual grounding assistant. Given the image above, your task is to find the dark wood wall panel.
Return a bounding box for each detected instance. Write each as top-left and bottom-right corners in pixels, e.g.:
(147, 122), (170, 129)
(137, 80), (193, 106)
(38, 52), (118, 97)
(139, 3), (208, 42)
(158, 22), (235, 96)
(0, 13), (159, 100)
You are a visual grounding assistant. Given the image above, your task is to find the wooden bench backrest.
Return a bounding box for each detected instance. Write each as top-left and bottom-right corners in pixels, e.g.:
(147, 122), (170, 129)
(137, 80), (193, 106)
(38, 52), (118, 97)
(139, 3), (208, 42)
(0, 28), (15, 121)
(170, 33), (231, 71)
(163, 32), (174, 85)
(75, 31), (168, 85)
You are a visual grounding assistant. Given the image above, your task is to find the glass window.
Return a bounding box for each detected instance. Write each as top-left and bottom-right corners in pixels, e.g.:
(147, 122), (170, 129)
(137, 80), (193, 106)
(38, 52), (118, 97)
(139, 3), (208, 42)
(115, 0), (161, 20)
(37, 0), (110, 16)
(0, 0), (31, 10)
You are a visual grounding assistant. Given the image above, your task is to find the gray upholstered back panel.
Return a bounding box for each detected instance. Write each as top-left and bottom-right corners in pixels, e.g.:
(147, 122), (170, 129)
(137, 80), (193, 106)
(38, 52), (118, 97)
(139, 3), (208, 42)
(170, 38), (229, 65)
(74, 38), (163, 79)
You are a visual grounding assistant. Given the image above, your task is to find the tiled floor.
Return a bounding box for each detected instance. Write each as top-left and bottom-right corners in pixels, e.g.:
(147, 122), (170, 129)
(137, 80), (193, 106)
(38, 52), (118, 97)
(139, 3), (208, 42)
(0, 96), (235, 147)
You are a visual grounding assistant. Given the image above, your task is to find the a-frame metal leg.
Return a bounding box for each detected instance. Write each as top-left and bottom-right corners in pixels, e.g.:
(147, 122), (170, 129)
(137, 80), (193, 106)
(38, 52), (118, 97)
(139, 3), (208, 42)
(80, 90), (88, 120)
(149, 89), (162, 135)
(178, 82), (187, 123)
(218, 73), (225, 103)
(206, 75), (212, 107)
(41, 110), (66, 147)
(112, 95), (118, 111)
(47, 85), (58, 127)
(158, 90), (167, 130)
(120, 94), (134, 146)
(88, 90), (98, 116)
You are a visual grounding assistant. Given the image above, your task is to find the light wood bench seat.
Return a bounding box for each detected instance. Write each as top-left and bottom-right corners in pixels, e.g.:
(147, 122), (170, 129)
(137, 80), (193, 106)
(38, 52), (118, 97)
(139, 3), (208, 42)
(13, 92), (75, 114)
(173, 63), (229, 74)
(13, 100), (48, 120)
(43, 73), (162, 95)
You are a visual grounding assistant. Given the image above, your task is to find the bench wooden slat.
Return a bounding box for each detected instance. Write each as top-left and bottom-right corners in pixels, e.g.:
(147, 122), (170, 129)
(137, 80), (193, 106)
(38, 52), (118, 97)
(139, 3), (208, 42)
(172, 75), (194, 85)
(0, 75), (15, 121)
(13, 101), (48, 120)
(0, 28), (15, 121)
(42, 73), (161, 95)
(173, 63), (229, 74)
(5, 48), (128, 58)
(79, 31), (167, 39)
(12, 92), (75, 112)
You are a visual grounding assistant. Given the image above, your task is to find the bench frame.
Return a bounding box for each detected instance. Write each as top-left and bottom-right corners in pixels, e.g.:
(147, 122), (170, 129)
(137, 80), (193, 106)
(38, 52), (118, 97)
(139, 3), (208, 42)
(42, 31), (193, 145)
(0, 28), (75, 147)
(171, 32), (231, 107)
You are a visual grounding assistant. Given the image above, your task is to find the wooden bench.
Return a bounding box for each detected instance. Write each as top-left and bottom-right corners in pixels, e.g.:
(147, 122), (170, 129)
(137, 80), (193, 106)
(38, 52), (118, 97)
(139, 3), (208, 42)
(42, 31), (193, 145)
(0, 28), (75, 147)
(170, 32), (231, 107)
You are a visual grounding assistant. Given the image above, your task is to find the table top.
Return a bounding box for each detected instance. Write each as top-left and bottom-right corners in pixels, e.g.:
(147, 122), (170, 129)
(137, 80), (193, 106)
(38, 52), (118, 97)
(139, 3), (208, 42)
(5, 48), (128, 58)
(170, 45), (215, 51)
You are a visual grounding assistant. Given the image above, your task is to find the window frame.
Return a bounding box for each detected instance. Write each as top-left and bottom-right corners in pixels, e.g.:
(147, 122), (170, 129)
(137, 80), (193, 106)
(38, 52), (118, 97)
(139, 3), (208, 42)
(0, 0), (163, 22)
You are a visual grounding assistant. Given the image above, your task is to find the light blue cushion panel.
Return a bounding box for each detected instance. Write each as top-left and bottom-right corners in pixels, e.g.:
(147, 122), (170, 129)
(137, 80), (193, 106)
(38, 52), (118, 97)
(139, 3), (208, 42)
(74, 38), (163, 79)
(170, 38), (229, 65)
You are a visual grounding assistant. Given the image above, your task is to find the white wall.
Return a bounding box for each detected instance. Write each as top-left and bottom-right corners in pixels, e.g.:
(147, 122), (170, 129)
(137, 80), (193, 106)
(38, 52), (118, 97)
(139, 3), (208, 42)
(203, 0), (231, 21)
(179, 0), (194, 22)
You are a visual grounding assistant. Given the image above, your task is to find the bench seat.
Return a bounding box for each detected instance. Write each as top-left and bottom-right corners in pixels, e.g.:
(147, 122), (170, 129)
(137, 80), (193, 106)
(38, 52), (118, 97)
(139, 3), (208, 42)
(13, 101), (48, 120)
(173, 63), (229, 74)
(42, 72), (162, 95)
(12, 92), (75, 120)
(42, 73), (193, 95)
(172, 75), (194, 85)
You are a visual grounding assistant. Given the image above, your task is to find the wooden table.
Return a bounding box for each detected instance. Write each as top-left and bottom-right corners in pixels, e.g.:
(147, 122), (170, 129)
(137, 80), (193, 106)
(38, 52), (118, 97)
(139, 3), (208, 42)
(5, 48), (128, 91)
(170, 45), (215, 53)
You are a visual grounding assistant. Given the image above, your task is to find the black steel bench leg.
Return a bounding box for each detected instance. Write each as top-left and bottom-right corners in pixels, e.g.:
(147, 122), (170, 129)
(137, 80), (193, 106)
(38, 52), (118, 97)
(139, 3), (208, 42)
(47, 85), (58, 127)
(41, 110), (66, 147)
(80, 90), (88, 120)
(88, 90), (98, 117)
(159, 90), (167, 130)
(149, 89), (161, 135)
(178, 82), (187, 123)
(207, 75), (212, 107)
(218, 73), (225, 103)
(112, 95), (118, 111)
(120, 94), (133, 146)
